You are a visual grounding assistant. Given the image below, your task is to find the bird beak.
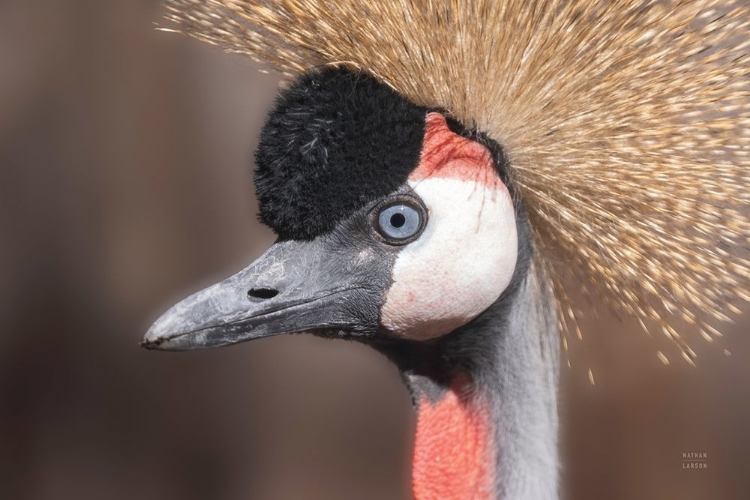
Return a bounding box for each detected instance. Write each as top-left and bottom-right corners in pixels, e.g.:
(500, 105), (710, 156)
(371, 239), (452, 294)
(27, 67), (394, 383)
(142, 239), (385, 351)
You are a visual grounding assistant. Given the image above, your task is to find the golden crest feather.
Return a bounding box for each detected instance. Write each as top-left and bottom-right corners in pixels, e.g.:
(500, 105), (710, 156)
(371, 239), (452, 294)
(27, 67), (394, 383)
(163, 0), (750, 362)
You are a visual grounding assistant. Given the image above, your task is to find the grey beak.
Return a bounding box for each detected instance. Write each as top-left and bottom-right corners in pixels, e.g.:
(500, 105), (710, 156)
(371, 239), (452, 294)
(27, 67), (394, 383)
(142, 239), (386, 351)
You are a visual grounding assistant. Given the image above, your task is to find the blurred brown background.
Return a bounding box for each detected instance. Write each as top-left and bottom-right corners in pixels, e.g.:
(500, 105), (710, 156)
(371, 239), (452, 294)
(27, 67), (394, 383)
(1, 1), (749, 499)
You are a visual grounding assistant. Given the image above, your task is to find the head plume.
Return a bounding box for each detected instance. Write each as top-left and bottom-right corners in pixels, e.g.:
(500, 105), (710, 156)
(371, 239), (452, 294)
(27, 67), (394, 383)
(163, 0), (750, 364)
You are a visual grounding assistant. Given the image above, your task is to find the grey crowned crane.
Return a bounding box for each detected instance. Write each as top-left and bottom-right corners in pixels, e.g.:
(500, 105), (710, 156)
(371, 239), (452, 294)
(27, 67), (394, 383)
(143, 1), (750, 499)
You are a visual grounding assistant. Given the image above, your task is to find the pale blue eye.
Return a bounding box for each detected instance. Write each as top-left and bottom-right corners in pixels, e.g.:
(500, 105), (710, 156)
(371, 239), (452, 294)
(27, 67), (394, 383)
(377, 203), (423, 242)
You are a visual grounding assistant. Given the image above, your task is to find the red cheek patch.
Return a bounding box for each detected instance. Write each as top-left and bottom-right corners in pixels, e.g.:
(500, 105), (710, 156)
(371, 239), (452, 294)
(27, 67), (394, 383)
(410, 113), (501, 189)
(412, 378), (494, 500)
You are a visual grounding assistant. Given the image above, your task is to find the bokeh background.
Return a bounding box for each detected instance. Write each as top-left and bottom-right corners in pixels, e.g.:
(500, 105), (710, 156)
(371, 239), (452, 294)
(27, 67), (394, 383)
(1, 1), (749, 499)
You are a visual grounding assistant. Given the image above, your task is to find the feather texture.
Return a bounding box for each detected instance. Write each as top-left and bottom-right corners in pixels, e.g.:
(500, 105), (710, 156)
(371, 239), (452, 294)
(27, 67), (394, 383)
(162, 0), (750, 362)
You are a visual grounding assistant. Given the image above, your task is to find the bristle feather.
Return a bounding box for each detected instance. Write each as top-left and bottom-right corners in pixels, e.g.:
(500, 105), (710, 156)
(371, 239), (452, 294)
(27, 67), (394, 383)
(162, 0), (750, 359)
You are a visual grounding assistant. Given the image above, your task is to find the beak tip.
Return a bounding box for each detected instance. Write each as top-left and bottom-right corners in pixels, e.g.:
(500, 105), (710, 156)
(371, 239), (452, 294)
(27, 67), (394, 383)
(140, 337), (163, 350)
(140, 332), (189, 351)
(141, 318), (179, 351)
(141, 316), (208, 351)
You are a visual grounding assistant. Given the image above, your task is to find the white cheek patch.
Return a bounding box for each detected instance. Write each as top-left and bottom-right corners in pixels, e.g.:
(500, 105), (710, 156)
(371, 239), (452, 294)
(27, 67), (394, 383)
(380, 177), (518, 340)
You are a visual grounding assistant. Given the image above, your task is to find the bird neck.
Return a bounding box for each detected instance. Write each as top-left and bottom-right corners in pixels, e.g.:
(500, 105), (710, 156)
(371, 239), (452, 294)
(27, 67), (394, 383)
(396, 265), (560, 500)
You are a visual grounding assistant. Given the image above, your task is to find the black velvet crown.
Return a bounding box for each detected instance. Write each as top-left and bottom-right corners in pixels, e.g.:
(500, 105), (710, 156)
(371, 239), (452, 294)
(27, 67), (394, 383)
(254, 67), (428, 241)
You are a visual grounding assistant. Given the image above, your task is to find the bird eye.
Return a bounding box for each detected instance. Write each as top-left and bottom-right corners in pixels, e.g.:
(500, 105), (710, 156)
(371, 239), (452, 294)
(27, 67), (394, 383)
(375, 201), (425, 244)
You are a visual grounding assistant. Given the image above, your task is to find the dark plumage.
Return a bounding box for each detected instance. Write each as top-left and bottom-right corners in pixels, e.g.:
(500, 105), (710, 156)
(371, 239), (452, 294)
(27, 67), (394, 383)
(255, 68), (427, 240)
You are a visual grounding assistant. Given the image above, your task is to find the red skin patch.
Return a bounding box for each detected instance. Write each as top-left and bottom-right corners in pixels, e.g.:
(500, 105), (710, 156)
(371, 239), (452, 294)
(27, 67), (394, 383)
(410, 113), (501, 189)
(412, 378), (494, 500)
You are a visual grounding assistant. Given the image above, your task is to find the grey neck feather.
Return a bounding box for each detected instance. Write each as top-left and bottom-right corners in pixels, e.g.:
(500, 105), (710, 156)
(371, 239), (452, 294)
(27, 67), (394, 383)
(399, 265), (560, 500)
(480, 265), (560, 500)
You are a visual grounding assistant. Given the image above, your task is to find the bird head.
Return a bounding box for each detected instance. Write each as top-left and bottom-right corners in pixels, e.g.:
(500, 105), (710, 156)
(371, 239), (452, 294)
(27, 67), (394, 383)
(142, 67), (526, 354)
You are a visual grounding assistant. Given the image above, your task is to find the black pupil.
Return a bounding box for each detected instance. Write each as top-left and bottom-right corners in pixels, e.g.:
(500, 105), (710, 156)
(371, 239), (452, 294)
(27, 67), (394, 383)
(390, 213), (406, 228)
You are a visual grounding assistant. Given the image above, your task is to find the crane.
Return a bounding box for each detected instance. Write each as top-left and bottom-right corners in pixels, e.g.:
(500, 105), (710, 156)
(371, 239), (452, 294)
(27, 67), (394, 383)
(143, 1), (750, 499)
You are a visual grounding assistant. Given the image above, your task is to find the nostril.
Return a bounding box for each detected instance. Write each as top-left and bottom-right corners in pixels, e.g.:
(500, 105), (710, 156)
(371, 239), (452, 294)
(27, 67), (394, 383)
(247, 288), (279, 300)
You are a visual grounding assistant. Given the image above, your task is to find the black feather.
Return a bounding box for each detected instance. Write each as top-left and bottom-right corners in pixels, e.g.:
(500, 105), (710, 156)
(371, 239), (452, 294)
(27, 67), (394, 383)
(255, 67), (427, 240)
